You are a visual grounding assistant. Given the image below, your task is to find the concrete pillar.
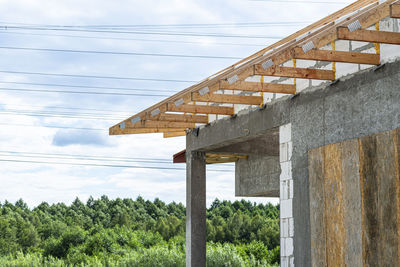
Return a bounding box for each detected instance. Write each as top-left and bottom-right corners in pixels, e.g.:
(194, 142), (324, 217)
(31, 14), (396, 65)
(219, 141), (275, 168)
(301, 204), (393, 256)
(186, 151), (206, 267)
(280, 123), (294, 267)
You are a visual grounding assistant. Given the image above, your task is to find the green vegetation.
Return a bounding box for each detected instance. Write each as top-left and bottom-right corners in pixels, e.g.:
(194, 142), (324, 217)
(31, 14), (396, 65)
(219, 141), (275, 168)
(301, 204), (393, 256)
(0, 196), (280, 266)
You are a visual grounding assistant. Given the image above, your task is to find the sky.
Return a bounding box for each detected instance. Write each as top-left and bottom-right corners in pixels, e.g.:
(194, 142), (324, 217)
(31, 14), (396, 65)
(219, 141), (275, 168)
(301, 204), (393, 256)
(0, 0), (354, 208)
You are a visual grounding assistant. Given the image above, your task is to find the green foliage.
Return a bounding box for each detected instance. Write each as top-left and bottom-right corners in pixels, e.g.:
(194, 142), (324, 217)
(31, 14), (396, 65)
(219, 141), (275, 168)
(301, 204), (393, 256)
(0, 196), (280, 266)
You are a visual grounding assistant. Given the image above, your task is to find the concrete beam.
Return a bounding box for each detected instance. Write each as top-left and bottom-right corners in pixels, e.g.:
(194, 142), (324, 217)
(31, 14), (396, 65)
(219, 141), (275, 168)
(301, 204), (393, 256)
(187, 99), (290, 153)
(186, 151), (206, 267)
(208, 129), (279, 156)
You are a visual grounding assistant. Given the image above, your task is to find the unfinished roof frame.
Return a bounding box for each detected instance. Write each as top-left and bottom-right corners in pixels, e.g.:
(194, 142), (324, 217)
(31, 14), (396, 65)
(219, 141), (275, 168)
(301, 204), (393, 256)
(109, 0), (400, 140)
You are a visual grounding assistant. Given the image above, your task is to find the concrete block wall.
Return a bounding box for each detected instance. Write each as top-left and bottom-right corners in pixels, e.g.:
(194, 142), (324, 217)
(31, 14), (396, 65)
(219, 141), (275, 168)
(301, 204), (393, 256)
(280, 123), (294, 267)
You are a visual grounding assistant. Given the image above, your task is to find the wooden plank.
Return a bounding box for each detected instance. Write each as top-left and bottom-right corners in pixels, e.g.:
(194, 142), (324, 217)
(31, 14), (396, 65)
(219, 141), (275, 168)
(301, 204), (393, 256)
(308, 147), (327, 267)
(220, 80), (296, 94)
(206, 153), (248, 159)
(192, 92), (263, 105)
(375, 130), (400, 266)
(323, 143), (346, 267)
(132, 120), (195, 129)
(340, 140), (363, 267)
(390, 2), (400, 18)
(338, 27), (400, 45)
(206, 157), (238, 164)
(167, 103), (234, 115)
(163, 131), (186, 138)
(359, 134), (380, 266)
(150, 113), (208, 123)
(293, 47), (380, 65)
(109, 127), (186, 135)
(358, 130), (400, 266)
(255, 65), (335, 80)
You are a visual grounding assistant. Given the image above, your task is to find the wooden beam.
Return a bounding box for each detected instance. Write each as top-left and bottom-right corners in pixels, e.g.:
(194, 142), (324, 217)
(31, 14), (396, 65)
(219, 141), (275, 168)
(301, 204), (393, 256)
(206, 153), (248, 159)
(206, 153), (248, 164)
(337, 27), (400, 45)
(167, 103), (234, 115)
(293, 47), (380, 65)
(192, 92), (263, 105)
(132, 120), (195, 129)
(390, 2), (400, 18)
(109, 127), (186, 135)
(151, 114), (208, 123)
(255, 65), (335, 80)
(163, 131), (186, 138)
(220, 80), (296, 94)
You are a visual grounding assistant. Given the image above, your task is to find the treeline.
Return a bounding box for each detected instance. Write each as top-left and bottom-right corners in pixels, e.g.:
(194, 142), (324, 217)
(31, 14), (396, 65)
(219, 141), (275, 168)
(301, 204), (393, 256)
(0, 196), (280, 266)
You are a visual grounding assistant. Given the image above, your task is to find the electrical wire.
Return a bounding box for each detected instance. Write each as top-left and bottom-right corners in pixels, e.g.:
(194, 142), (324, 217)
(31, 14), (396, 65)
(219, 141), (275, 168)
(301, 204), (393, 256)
(0, 30), (269, 47)
(0, 102), (136, 115)
(1, 25), (283, 39)
(0, 81), (179, 93)
(0, 70), (196, 83)
(0, 111), (122, 121)
(0, 86), (171, 97)
(0, 46), (242, 60)
(0, 21), (309, 29)
(0, 153), (234, 171)
(0, 122), (104, 131)
(0, 150), (172, 162)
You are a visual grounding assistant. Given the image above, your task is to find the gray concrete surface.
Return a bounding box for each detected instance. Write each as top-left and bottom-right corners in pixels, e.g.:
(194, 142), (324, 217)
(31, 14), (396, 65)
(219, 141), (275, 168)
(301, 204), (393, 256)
(235, 155), (280, 197)
(186, 151), (206, 267)
(186, 59), (400, 266)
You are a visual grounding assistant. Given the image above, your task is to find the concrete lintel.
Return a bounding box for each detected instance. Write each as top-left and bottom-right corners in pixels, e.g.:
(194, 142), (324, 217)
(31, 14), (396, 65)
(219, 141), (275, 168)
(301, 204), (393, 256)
(186, 99), (291, 153)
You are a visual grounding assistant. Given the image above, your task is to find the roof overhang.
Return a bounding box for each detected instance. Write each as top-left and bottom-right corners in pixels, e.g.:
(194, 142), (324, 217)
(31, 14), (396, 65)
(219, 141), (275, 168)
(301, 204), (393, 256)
(109, 0), (400, 138)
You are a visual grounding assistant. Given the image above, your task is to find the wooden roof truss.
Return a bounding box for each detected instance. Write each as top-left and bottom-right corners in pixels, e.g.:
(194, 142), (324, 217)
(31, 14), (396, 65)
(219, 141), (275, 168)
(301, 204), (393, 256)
(110, 0), (400, 137)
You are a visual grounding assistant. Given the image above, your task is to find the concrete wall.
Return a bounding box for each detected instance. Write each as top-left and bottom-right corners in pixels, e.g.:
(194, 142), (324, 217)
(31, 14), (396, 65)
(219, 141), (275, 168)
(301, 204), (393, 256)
(290, 59), (400, 266)
(187, 58), (400, 266)
(235, 155), (280, 197)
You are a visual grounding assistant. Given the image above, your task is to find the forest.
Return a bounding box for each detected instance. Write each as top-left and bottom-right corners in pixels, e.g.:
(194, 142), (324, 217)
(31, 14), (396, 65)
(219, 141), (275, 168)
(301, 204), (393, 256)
(0, 196), (280, 266)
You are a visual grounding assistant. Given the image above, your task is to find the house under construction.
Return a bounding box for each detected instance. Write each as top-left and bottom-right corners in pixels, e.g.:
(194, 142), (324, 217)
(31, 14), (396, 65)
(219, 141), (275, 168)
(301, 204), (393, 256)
(110, 0), (400, 266)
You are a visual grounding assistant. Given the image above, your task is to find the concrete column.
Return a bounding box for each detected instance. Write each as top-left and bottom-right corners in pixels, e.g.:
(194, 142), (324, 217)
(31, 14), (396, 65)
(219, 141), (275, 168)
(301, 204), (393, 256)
(280, 123), (294, 267)
(186, 151), (206, 267)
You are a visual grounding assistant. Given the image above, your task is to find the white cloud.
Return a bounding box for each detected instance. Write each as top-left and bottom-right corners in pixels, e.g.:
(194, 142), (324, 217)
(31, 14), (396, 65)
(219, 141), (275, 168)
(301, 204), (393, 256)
(0, 0), (347, 207)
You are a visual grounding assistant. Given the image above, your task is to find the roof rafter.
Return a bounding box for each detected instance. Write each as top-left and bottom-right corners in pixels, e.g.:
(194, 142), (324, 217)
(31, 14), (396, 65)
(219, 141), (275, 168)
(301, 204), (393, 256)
(292, 48), (380, 65)
(220, 81), (296, 94)
(254, 65), (336, 80)
(390, 2), (400, 18)
(110, 127), (187, 135)
(337, 27), (400, 45)
(167, 103), (234, 115)
(109, 0), (400, 137)
(163, 131), (186, 138)
(192, 92), (263, 105)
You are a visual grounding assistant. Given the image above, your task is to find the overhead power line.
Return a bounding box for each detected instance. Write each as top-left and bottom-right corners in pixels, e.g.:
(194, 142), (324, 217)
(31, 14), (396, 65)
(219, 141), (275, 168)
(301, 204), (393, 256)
(0, 46), (242, 60)
(0, 86), (171, 97)
(0, 158), (192, 171)
(0, 122), (104, 131)
(0, 108), (127, 120)
(1, 25), (283, 39)
(0, 102), (137, 115)
(0, 31), (268, 47)
(0, 21), (309, 29)
(0, 150), (172, 163)
(0, 110), (122, 121)
(0, 81), (179, 93)
(0, 70), (196, 83)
